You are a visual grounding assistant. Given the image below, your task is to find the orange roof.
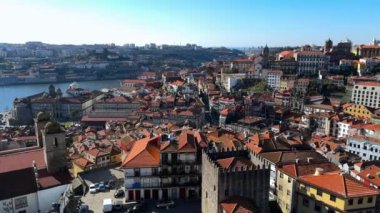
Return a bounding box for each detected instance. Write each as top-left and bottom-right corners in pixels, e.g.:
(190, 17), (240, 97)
(297, 51), (324, 55)
(279, 162), (339, 179)
(220, 196), (257, 213)
(357, 165), (380, 187)
(355, 81), (380, 87)
(121, 136), (160, 168)
(361, 45), (380, 49)
(300, 173), (379, 198)
(220, 108), (230, 116)
(177, 131), (197, 153)
(342, 103), (351, 109)
(73, 157), (94, 169)
(216, 157), (254, 170)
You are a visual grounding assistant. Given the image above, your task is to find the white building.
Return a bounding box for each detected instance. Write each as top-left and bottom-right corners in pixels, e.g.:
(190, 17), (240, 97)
(351, 82), (380, 108)
(294, 51), (329, 75)
(347, 135), (380, 161)
(266, 70), (283, 89)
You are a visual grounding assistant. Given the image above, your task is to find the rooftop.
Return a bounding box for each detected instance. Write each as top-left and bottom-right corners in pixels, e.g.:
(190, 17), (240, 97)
(300, 173), (379, 198)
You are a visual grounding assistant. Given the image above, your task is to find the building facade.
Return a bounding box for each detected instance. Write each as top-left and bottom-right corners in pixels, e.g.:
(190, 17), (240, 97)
(351, 82), (380, 109)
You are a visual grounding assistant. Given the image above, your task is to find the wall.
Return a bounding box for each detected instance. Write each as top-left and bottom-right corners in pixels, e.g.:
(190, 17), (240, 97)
(38, 184), (68, 212)
(0, 192), (38, 213)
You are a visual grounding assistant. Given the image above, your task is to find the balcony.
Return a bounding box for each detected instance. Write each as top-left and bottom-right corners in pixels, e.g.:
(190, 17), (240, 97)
(159, 168), (200, 177)
(161, 180), (201, 187)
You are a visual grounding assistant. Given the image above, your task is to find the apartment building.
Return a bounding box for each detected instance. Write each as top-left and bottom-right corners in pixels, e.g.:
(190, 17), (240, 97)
(266, 70), (283, 89)
(351, 82), (380, 109)
(121, 130), (202, 201)
(294, 51), (329, 75)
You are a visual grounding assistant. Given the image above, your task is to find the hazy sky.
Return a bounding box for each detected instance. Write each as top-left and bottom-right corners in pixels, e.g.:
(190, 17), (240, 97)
(0, 0), (379, 47)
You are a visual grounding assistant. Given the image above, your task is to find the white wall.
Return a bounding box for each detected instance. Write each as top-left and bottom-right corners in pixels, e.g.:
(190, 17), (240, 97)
(38, 184), (68, 213)
(0, 192), (38, 213)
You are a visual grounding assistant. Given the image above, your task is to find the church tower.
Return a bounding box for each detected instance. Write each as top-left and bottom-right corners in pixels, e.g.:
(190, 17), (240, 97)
(42, 120), (66, 174)
(324, 38), (333, 53)
(35, 111), (51, 147)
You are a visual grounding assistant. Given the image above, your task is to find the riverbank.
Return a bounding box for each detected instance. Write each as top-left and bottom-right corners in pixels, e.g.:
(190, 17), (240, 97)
(0, 76), (127, 87)
(0, 79), (122, 112)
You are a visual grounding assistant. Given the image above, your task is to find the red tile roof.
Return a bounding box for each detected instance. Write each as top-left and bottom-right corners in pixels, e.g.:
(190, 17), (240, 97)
(177, 131), (197, 153)
(300, 173), (379, 198)
(355, 81), (380, 87)
(357, 165), (380, 187)
(121, 136), (160, 168)
(216, 157), (254, 170)
(360, 45), (380, 49)
(220, 196), (257, 213)
(279, 162), (339, 179)
(0, 148), (45, 173)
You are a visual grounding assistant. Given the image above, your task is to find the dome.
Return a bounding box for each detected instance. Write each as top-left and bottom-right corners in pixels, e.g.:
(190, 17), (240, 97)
(44, 121), (62, 134)
(36, 111), (51, 122)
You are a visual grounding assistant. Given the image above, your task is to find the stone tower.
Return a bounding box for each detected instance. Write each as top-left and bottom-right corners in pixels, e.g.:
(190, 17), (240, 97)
(34, 111), (51, 147)
(42, 121), (66, 174)
(325, 38), (333, 53)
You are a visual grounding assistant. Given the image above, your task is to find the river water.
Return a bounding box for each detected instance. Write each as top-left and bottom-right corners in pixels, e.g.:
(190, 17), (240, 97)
(0, 80), (122, 112)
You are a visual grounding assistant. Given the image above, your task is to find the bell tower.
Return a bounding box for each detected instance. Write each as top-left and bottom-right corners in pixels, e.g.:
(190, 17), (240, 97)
(35, 111), (51, 147)
(324, 38), (333, 53)
(42, 121), (66, 174)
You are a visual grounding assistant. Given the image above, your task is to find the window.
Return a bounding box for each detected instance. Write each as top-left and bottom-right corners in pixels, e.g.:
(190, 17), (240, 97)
(279, 185), (283, 191)
(288, 177), (291, 183)
(314, 203), (321, 212)
(368, 197), (373, 203)
(287, 190), (290, 196)
(317, 189), (322, 196)
(280, 173), (284, 178)
(302, 197), (309, 207)
(358, 198), (363, 204)
(54, 137), (58, 147)
(214, 185), (216, 191)
(14, 196), (28, 209)
(330, 195), (336, 202)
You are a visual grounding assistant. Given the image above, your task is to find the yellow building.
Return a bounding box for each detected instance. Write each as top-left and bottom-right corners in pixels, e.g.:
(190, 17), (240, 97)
(343, 103), (374, 119)
(297, 172), (379, 213)
(276, 162), (340, 213)
(72, 157), (94, 177)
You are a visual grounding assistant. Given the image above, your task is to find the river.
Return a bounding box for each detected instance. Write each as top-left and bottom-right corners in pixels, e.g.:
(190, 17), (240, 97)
(0, 79), (122, 112)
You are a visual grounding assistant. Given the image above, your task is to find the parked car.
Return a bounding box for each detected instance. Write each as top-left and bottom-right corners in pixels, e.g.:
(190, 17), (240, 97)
(114, 188), (125, 198)
(156, 200), (175, 208)
(106, 179), (115, 189)
(103, 198), (113, 213)
(113, 200), (123, 211)
(98, 182), (106, 192)
(89, 183), (98, 193)
(79, 204), (89, 213)
(126, 201), (147, 213)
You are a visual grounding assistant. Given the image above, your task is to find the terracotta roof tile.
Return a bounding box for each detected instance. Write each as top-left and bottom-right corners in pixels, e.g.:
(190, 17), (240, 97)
(121, 136), (160, 168)
(300, 173), (379, 198)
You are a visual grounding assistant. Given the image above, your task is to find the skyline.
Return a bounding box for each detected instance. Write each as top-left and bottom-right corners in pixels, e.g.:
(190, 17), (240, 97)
(0, 0), (379, 47)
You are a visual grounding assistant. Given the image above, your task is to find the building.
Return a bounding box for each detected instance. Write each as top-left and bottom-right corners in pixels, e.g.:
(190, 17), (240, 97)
(357, 45), (380, 58)
(276, 162), (340, 213)
(351, 82), (380, 109)
(266, 70), (283, 89)
(347, 134), (380, 161)
(297, 172), (379, 213)
(121, 129), (202, 201)
(202, 149), (270, 213)
(294, 51), (329, 75)
(343, 103), (376, 119)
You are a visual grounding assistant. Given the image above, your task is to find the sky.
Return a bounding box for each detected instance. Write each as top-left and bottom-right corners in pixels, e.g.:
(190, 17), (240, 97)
(0, 0), (379, 47)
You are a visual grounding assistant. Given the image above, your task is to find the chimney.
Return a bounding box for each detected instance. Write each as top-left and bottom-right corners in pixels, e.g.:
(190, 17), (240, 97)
(307, 157), (314, 163)
(314, 168), (324, 176)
